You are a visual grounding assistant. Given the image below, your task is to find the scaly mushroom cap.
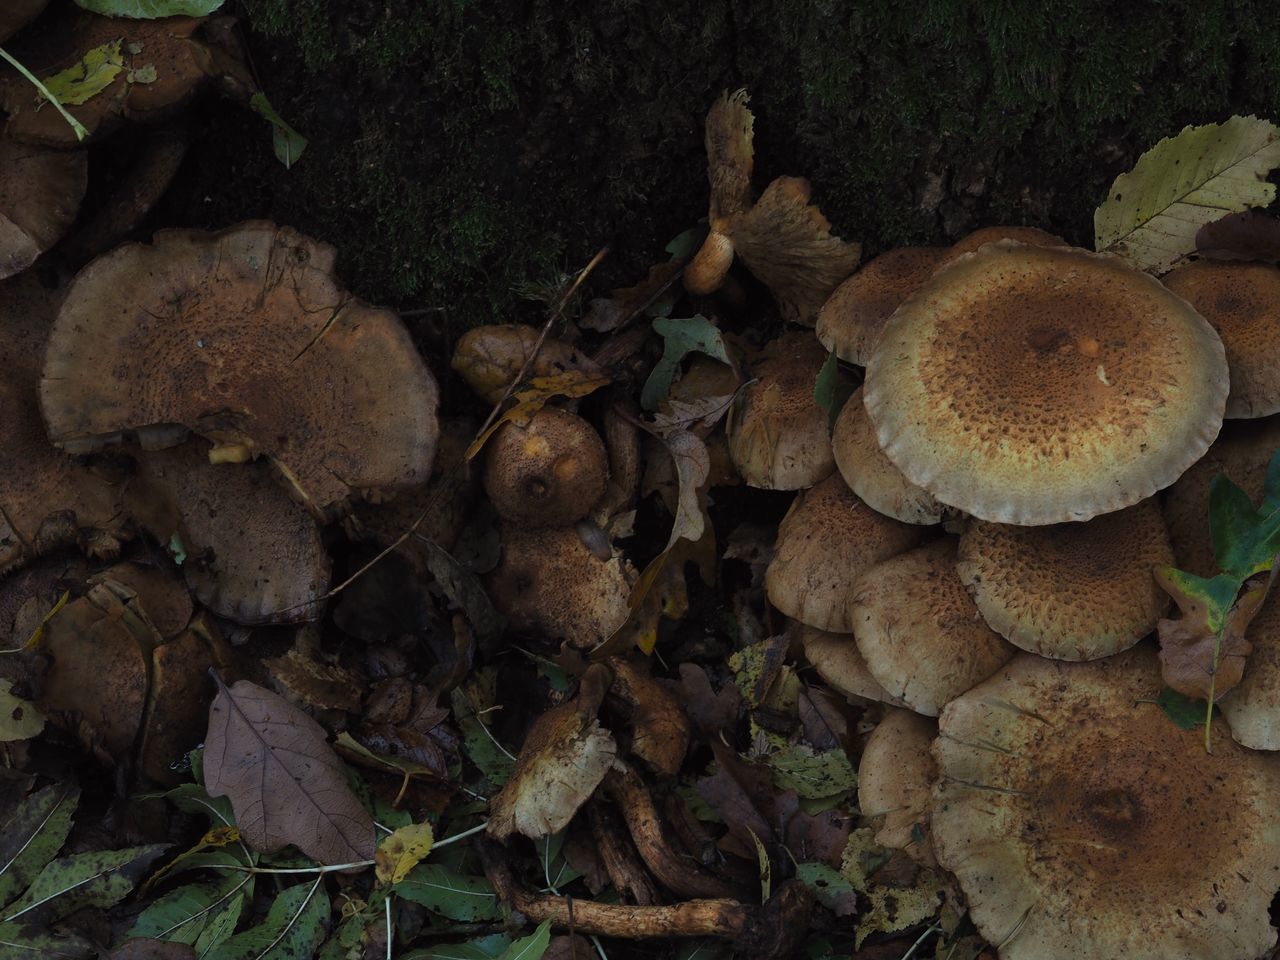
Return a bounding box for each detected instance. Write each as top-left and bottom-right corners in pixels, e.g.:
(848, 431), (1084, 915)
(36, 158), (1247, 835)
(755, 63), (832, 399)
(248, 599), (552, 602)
(451, 324), (603, 406)
(815, 247), (947, 364)
(127, 441), (331, 625)
(933, 648), (1280, 960)
(853, 538), (1015, 716)
(0, 139), (86, 278)
(1219, 589), (1280, 750)
(864, 242), (1228, 524)
(832, 387), (949, 525)
(483, 407), (608, 527)
(41, 222), (440, 514)
(940, 224), (1066, 262)
(766, 472), (928, 632)
(858, 709), (937, 866)
(728, 331), (834, 490)
(0, 0), (48, 44)
(799, 624), (909, 707)
(1164, 260), (1280, 419)
(956, 500), (1174, 660)
(90, 562), (193, 640)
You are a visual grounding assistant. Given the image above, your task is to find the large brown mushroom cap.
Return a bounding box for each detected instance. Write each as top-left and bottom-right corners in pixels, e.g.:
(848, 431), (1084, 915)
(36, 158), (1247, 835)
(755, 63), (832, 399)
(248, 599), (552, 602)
(41, 222), (439, 515)
(858, 709), (937, 866)
(864, 242), (1228, 524)
(852, 538), (1015, 716)
(1164, 260), (1280, 419)
(956, 500), (1174, 660)
(0, 0), (49, 44)
(766, 472), (928, 632)
(940, 224), (1066, 262)
(0, 140), (86, 278)
(483, 407), (608, 527)
(933, 649), (1280, 960)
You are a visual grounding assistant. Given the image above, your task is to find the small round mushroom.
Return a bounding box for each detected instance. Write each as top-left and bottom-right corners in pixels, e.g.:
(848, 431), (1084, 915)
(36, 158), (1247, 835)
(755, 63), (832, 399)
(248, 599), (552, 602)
(832, 387), (950, 525)
(858, 709), (937, 866)
(799, 624), (909, 708)
(766, 472), (928, 632)
(933, 648), (1280, 960)
(864, 242), (1228, 524)
(483, 407), (608, 528)
(955, 500), (1174, 660)
(1164, 260), (1280, 419)
(852, 538), (1015, 716)
(727, 331), (834, 490)
(451, 324), (603, 406)
(0, 139), (87, 278)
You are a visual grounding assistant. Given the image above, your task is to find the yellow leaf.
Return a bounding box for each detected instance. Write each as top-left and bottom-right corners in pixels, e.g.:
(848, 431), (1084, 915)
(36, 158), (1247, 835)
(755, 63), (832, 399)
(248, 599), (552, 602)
(465, 371), (610, 460)
(0, 679), (44, 741)
(375, 822), (435, 884)
(42, 40), (125, 107)
(22, 590), (69, 650)
(202, 826), (241, 846)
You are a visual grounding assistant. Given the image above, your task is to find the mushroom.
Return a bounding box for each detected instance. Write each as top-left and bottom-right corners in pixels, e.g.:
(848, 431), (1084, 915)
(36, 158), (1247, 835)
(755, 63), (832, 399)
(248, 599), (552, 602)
(1164, 260), (1280, 418)
(852, 538), (1015, 716)
(832, 387), (950, 525)
(932, 648), (1280, 960)
(483, 407), (609, 527)
(863, 242), (1228, 524)
(452, 324), (604, 406)
(955, 500), (1175, 660)
(40, 221), (440, 516)
(1218, 589), (1280, 751)
(0, 139), (87, 278)
(765, 472), (928, 632)
(857, 709), (937, 866)
(0, 1), (48, 43)
(727, 331), (834, 490)
(798, 624), (909, 708)
(939, 224), (1066, 262)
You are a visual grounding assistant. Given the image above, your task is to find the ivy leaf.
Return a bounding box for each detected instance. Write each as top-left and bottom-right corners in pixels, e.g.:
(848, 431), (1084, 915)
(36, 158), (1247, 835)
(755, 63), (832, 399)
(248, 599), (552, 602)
(1, 844), (168, 925)
(1210, 451), (1280, 578)
(640, 315), (731, 411)
(205, 878), (327, 960)
(392, 864), (503, 921)
(73, 0), (226, 15)
(0, 783), (79, 910)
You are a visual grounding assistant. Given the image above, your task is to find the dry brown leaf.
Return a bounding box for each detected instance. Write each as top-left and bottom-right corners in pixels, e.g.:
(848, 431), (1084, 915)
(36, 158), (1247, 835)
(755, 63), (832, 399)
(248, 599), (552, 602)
(607, 658), (690, 778)
(465, 371), (611, 460)
(1196, 211), (1280, 263)
(203, 678), (376, 865)
(265, 647), (365, 712)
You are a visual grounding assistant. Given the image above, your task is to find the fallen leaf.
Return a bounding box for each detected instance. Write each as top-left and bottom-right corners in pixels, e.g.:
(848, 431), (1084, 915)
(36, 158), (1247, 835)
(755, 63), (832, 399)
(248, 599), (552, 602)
(0, 679), (43, 741)
(466, 371), (611, 459)
(41, 40), (125, 106)
(1196, 211), (1280, 263)
(203, 679), (376, 865)
(0, 782), (79, 910)
(110, 939), (197, 959)
(676, 664), (741, 736)
(393, 864), (502, 921)
(640, 315), (732, 411)
(795, 862), (857, 916)
(1155, 686), (1206, 730)
(204, 877), (327, 960)
(765, 745), (857, 802)
(376, 822), (435, 884)
(74, 0), (227, 14)
(248, 93), (308, 170)
(0, 922), (93, 958)
(1208, 456), (1280, 578)
(582, 260), (684, 332)
(127, 874), (249, 948)
(2, 843), (168, 925)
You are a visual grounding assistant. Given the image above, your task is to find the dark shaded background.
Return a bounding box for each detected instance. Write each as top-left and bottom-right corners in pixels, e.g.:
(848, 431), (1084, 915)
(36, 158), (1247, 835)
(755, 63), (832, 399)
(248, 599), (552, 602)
(162, 0), (1280, 329)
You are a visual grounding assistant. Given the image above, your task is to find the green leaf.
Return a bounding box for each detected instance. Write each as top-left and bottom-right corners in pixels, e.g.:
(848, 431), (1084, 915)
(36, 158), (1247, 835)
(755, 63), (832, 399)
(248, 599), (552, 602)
(766, 745), (857, 801)
(249, 93), (308, 170)
(1210, 452), (1280, 578)
(195, 891), (246, 957)
(495, 921), (552, 960)
(640, 315), (731, 411)
(206, 878), (327, 960)
(1153, 567), (1241, 634)
(450, 686), (516, 788)
(164, 783), (238, 831)
(795, 862), (857, 915)
(393, 864), (503, 921)
(1156, 687), (1205, 730)
(0, 922), (94, 959)
(1, 844), (168, 925)
(665, 225), (707, 262)
(73, 0), (226, 15)
(813, 350), (854, 432)
(1095, 115), (1280, 273)
(41, 40), (123, 106)
(401, 936), (511, 959)
(127, 875), (249, 945)
(0, 784), (79, 910)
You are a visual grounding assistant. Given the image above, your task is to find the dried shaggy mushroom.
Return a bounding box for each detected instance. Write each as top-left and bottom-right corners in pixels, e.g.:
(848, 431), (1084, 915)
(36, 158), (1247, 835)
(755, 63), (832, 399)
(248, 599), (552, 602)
(955, 500), (1174, 660)
(0, 140), (87, 278)
(452, 324), (603, 406)
(799, 624), (909, 708)
(858, 709), (937, 866)
(832, 388), (949, 525)
(487, 525), (634, 649)
(127, 441), (330, 625)
(728, 331), (834, 490)
(41, 222), (439, 515)
(933, 649), (1280, 960)
(484, 407), (608, 527)
(0, 0), (48, 43)
(685, 88), (754, 295)
(1, 275), (129, 575)
(939, 224), (1065, 262)
(1164, 260), (1280, 419)
(864, 242), (1228, 524)
(852, 538), (1015, 716)
(815, 247), (946, 365)
(766, 472), (928, 632)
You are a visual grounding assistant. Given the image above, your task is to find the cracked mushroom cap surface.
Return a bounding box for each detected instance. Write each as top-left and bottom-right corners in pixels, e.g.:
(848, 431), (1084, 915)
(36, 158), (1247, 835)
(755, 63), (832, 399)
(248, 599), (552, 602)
(41, 222), (439, 514)
(932, 648), (1280, 960)
(1164, 260), (1280, 419)
(858, 708), (937, 866)
(864, 242), (1228, 525)
(956, 500), (1174, 661)
(852, 537), (1015, 716)
(0, 139), (87, 279)
(766, 472), (928, 633)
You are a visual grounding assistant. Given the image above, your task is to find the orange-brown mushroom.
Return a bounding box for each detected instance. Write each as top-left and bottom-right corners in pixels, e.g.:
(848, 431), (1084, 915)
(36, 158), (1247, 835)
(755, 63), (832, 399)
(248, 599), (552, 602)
(483, 407), (608, 527)
(0, 139), (86, 278)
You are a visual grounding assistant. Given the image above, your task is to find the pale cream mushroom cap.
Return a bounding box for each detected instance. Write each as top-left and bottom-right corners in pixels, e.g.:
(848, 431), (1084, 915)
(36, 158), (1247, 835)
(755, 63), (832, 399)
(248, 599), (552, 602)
(799, 624), (908, 708)
(1219, 589), (1280, 750)
(858, 708), (937, 866)
(933, 648), (1280, 960)
(864, 242), (1228, 524)
(852, 538), (1015, 716)
(955, 500), (1174, 660)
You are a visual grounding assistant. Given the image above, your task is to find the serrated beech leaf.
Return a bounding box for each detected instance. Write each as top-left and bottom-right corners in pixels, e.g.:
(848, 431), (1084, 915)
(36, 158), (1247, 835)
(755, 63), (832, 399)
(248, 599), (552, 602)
(203, 679), (375, 865)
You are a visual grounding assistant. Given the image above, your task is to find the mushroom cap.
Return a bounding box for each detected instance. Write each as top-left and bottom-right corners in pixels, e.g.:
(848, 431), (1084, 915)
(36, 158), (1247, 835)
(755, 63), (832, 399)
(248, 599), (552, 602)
(41, 221), (439, 514)
(815, 247), (947, 365)
(932, 648), (1280, 960)
(1219, 588), (1280, 750)
(451, 324), (602, 406)
(727, 331), (834, 490)
(0, 1), (49, 44)
(852, 538), (1015, 716)
(864, 242), (1229, 525)
(940, 224), (1066, 262)
(858, 708), (937, 866)
(832, 387), (949, 525)
(684, 231), (735, 295)
(766, 472), (928, 632)
(127, 440), (331, 625)
(90, 562), (193, 640)
(1164, 260), (1280, 419)
(483, 407), (608, 527)
(0, 139), (87, 278)
(486, 525), (634, 649)
(798, 624), (909, 708)
(955, 500), (1174, 661)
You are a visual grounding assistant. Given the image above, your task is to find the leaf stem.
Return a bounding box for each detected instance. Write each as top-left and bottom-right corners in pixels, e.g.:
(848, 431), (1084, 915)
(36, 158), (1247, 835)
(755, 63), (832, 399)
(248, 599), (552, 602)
(433, 821), (488, 849)
(0, 47), (88, 141)
(1205, 625), (1224, 753)
(210, 859), (375, 875)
